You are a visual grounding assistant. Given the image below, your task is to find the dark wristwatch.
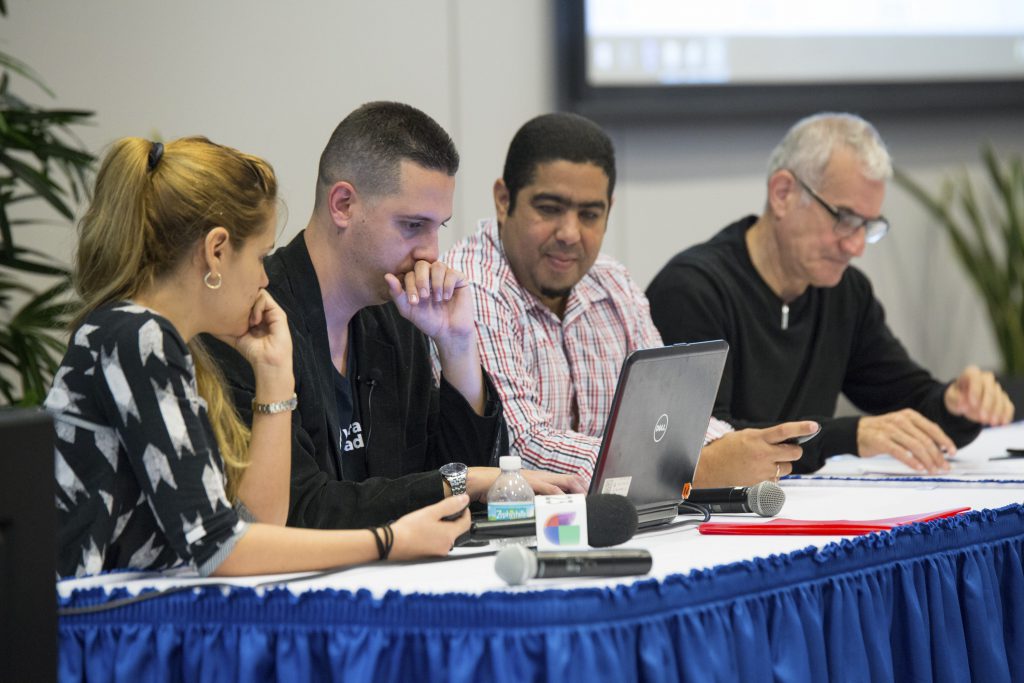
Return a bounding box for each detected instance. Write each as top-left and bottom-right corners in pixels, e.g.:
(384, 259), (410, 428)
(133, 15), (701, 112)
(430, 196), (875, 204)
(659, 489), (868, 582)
(439, 462), (468, 496)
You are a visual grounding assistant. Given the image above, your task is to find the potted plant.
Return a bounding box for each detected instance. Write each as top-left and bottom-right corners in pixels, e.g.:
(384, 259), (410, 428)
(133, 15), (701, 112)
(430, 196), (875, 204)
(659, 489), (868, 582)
(896, 146), (1024, 416)
(0, 5), (95, 405)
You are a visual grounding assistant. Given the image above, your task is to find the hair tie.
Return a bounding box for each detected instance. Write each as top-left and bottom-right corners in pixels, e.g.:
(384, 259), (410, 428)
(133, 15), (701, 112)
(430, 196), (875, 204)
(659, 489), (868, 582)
(147, 141), (164, 171)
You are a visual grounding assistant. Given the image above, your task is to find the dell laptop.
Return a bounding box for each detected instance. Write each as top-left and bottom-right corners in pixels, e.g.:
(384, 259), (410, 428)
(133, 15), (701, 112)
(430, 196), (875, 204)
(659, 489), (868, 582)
(589, 340), (729, 526)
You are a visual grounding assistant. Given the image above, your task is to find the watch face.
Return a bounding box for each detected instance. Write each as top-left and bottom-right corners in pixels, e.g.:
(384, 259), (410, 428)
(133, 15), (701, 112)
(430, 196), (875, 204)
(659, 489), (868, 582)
(441, 462), (467, 477)
(441, 462), (467, 494)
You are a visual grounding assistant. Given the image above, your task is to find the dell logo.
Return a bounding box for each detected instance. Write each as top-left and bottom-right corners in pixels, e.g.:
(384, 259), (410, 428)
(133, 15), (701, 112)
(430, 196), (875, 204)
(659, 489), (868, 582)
(653, 413), (669, 443)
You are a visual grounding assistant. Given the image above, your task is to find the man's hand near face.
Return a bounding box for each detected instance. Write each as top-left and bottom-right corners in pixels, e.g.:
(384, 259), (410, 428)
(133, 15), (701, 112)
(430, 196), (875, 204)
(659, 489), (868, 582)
(385, 260), (487, 414)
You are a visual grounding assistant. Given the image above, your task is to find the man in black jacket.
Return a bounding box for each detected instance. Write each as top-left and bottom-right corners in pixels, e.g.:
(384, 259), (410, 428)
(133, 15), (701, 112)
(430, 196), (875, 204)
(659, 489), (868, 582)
(211, 102), (578, 529)
(647, 112), (1014, 474)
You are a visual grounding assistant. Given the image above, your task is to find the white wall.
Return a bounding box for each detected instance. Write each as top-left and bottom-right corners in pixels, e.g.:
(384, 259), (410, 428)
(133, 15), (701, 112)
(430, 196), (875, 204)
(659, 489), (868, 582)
(5, 0), (1022, 388)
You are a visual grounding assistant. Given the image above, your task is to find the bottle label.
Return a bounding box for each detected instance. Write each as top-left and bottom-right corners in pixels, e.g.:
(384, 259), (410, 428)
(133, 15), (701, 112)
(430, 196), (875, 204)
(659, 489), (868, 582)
(488, 501), (535, 521)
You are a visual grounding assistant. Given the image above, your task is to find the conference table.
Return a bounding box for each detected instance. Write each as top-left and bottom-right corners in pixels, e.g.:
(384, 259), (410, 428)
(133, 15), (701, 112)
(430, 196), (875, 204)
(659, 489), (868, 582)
(57, 425), (1024, 682)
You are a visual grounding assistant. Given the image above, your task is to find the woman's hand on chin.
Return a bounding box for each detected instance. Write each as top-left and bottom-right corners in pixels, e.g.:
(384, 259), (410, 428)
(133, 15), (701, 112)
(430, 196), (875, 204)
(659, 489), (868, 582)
(219, 290), (294, 394)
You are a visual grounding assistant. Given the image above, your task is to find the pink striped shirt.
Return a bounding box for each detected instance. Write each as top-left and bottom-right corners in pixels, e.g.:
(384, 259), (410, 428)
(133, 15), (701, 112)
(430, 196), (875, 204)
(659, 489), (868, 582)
(444, 219), (732, 482)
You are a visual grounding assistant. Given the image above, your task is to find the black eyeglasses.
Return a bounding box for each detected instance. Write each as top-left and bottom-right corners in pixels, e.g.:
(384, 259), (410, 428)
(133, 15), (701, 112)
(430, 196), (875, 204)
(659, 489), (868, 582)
(791, 173), (890, 245)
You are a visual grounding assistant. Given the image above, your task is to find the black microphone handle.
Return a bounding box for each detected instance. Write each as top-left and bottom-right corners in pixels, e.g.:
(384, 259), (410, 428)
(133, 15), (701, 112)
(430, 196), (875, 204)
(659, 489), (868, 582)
(685, 481), (786, 517)
(697, 500), (752, 514)
(534, 550), (653, 579)
(469, 519), (535, 540)
(685, 486), (753, 514)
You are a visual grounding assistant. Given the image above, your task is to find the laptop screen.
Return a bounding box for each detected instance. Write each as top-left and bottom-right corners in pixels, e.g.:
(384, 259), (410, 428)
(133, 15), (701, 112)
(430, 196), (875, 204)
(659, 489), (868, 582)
(589, 340), (728, 506)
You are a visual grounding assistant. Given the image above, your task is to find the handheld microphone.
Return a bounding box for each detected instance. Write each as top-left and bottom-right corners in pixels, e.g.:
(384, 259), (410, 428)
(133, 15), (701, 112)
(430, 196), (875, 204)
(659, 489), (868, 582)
(685, 480), (785, 517)
(460, 493), (638, 547)
(495, 545), (653, 586)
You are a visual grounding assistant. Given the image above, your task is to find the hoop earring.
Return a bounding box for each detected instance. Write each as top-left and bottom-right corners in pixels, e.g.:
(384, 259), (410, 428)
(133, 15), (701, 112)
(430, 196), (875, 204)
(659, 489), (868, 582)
(204, 271), (223, 290)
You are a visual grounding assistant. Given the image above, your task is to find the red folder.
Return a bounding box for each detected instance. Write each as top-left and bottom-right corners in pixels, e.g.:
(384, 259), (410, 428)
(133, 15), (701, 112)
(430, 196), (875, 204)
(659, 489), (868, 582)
(697, 506), (971, 535)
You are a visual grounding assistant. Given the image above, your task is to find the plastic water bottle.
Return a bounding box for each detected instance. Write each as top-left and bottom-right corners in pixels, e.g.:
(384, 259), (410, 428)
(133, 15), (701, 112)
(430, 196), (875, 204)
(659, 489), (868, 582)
(487, 455), (535, 546)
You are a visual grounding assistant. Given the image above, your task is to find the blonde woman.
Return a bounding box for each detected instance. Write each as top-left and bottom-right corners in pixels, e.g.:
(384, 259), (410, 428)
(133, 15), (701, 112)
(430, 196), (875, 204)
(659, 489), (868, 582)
(47, 137), (472, 578)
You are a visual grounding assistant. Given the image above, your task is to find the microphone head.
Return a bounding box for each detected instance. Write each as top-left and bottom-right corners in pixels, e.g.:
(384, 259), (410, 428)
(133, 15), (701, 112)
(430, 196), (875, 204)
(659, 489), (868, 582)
(746, 481), (785, 517)
(494, 545), (536, 586)
(585, 494), (638, 547)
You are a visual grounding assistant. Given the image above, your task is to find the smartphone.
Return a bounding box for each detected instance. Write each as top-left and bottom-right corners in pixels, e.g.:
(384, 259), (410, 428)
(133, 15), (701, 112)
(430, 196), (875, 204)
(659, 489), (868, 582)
(782, 424), (821, 446)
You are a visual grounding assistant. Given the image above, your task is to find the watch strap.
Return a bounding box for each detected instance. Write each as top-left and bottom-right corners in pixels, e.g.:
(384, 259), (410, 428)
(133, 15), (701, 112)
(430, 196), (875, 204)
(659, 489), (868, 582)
(252, 393), (298, 415)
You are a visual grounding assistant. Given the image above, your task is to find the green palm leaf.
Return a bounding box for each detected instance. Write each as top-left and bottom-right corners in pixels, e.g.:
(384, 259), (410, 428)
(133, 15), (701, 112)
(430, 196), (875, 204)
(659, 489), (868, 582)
(896, 150), (1024, 376)
(0, 18), (94, 405)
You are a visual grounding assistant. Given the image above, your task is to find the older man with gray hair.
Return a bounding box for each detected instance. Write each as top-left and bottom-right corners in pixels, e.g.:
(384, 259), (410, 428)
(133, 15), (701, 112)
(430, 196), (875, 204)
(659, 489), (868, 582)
(647, 112), (1014, 475)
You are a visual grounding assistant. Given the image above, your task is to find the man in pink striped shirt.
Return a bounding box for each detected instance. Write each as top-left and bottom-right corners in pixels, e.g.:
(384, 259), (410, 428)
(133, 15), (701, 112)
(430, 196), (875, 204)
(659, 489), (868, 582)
(445, 113), (818, 487)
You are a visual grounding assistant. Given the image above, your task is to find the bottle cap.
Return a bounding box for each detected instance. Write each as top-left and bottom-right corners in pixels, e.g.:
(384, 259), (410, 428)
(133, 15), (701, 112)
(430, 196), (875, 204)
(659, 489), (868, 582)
(499, 455), (522, 471)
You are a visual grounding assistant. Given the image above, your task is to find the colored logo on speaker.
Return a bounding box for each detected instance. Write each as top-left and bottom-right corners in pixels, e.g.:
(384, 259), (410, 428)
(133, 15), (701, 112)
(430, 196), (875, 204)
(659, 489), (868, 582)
(542, 511), (581, 545)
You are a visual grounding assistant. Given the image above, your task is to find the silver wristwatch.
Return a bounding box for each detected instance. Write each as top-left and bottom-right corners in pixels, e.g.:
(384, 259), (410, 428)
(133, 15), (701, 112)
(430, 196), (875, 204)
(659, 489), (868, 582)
(251, 393), (298, 415)
(439, 462), (468, 495)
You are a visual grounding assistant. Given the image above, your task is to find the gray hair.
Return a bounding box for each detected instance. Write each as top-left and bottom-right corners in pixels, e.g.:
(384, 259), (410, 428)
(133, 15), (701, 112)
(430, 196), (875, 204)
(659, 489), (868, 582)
(766, 112), (892, 189)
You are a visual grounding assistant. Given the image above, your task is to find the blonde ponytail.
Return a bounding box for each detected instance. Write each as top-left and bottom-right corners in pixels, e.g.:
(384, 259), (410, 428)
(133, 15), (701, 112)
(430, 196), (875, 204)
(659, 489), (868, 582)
(74, 136), (278, 499)
(72, 138), (157, 330)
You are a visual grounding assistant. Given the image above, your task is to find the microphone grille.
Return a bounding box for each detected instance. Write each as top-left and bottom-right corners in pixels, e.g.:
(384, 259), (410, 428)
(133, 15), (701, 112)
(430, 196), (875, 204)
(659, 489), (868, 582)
(585, 494), (638, 547)
(494, 545), (535, 586)
(746, 481), (785, 517)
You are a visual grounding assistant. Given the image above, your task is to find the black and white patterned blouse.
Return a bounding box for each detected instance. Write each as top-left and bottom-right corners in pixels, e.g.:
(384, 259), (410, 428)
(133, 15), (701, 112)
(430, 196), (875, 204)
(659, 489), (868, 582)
(46, 303), (247, 578)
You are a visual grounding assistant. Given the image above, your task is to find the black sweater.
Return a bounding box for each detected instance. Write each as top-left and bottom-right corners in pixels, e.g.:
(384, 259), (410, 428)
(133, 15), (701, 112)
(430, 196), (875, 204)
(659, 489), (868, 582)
(646, 216), (980, 472)
(207, 231), (505, 529)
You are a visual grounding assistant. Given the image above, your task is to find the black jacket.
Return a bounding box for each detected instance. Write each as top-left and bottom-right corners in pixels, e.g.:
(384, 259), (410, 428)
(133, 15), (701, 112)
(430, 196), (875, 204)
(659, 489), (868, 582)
(646, 216), (980, 472)
(207, 231), (505, 529)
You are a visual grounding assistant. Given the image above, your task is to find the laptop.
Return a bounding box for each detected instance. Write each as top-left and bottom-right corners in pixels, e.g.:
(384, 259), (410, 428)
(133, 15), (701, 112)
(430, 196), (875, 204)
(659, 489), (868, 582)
(466, 340), (728, 532)
(589, 340), (729, 527)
